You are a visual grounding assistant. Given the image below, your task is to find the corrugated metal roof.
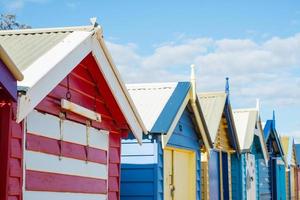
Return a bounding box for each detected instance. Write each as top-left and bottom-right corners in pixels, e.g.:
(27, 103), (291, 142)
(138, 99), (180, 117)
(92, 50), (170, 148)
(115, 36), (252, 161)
(126, 82), (177, 131)
(0, 26), (93, 72)
(233, 109), (258, 150)
(198, 92), (227, 142)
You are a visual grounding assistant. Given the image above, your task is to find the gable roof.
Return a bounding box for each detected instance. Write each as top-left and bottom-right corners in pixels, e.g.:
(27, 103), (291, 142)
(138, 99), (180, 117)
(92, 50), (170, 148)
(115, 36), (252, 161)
(198, 92), (226, 141)
(127, 82), (212, 150)
(198, 91), (240, 152)
(233, 108), (268, 162)
(281, 136), (296, 166)
(0, 23), (147, 143)
(264, 116), (285, 160)
(0, 44), (23, 81)
(127, 82), (179, 131)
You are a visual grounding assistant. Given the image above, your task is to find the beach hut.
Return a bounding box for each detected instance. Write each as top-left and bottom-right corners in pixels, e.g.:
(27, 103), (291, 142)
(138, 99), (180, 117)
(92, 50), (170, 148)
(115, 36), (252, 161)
(232, 102), (269, 200)
(264, 112), (286, 200)
(0, 20), (146, 200)
(295, 144), (300, 199)
(120, 65), (212, 200)
(281, 136), (297, 200)
(0, 45), (23, 200)
(198, 78), (240, 200)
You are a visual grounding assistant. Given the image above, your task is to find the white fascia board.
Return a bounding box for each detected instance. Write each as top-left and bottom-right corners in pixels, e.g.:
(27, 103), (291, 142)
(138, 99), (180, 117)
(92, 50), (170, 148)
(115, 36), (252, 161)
(256, 118), (269, 165)
(191, 95), (211, 157)
(17, 31), (93, 122)
(161, 91), (190, 149)
(91, 36), (144, 144)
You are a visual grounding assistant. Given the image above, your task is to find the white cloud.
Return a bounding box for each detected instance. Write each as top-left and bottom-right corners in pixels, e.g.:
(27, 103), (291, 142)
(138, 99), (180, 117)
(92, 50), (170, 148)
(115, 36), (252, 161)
(106, 33), (300, 111)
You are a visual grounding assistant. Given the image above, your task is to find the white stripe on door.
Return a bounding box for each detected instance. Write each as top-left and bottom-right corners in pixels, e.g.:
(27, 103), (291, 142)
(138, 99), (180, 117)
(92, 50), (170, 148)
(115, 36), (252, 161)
(25, 151), (107, 180)
(27, 110), (109, 150)
(24, 191), (107, 200)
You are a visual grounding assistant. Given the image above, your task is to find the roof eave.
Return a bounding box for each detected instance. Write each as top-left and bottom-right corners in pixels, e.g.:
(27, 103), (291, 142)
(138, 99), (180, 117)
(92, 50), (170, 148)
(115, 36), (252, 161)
(0, 44), (23, 81)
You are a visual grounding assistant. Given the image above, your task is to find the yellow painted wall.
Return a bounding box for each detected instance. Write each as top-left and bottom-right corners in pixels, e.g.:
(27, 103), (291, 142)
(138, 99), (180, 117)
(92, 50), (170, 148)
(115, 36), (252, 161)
(164, 147), (196, 200)
(215, 115), (234, 152)
(201, 152), (209, 200)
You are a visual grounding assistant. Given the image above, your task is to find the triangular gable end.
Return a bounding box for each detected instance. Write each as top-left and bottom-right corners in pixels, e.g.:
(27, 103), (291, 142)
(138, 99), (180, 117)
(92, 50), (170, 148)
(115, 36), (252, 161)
(0, 25), (146, 143)
(264, 119), (285, 161)
(282, 136), (297, 167)
(199, 92), (239, 152)
(233, 109), (268, 163)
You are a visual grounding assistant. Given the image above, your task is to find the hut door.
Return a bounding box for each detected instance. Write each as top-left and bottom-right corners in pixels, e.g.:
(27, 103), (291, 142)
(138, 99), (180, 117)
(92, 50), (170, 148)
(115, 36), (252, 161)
(164, 148), (196, 200)
(246, 154), (256, 200)
(209, 150), (220, 200)
(276, 162), (287, 200)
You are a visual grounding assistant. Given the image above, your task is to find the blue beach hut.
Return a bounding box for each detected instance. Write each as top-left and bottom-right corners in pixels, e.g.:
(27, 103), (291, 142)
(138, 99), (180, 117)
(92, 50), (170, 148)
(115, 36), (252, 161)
(232, 102), (269, 200)
(264, 112), (286, 200)
(120, 66), (212, 200)
(198, 78), (240, 200)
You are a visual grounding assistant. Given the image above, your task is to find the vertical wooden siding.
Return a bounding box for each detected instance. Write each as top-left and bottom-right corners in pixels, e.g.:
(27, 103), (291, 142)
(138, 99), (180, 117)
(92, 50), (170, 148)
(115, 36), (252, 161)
(201, 153), (209, 200)
(0, 102), (23, 200)
(259, 158), (271, 200)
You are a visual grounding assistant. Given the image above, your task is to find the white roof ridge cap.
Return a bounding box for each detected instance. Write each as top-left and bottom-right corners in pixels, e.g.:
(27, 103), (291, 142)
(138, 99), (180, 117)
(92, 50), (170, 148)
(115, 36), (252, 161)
(0, 25), (95, 35)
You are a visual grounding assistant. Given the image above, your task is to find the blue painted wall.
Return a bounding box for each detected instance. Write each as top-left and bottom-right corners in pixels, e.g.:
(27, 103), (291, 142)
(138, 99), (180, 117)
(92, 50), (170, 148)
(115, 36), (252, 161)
(121, 138), (159, 200)
(120, 107), (202, 200)
(164, 108), (202, 200)
(231, 153), (245, 200)
(209, 150), (220, 200)
(232, 135), (268, 200)
(258, 158), (271, 200)
(276, 161), (287, 200)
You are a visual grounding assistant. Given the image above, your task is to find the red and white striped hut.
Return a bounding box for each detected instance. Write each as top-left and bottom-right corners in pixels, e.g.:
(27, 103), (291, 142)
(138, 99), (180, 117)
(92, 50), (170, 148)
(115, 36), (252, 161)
(0, 20), (146, 200)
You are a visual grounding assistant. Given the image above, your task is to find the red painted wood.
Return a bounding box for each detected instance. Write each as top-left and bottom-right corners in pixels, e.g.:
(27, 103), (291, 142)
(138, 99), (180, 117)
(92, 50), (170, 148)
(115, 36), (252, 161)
(0, 102), (12, 200)
(110, 133), (121, 148)
(32, 53), (130, 200)
(109, 147), (120, 164)
(109, 164), (119, 177)
(26, 133), (107, 164)
(108, 192), (118, 200)
(26, 170), (107, 194)
(8, 115), (23, 200)
(108, 177), (119, 192)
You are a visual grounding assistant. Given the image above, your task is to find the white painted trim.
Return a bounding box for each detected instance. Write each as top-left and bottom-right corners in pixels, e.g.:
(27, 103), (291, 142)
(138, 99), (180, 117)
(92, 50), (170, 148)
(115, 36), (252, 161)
(162, 92), (190, 148)
(25, 151), (107, 179)
(15, 27), (146, 144)
(24, 191), (107, 200)
(91, 36), (144, 143)
(61, 99), (101, 122)
(27, 110), (109, 151)
(190, 96), (211, 157)
(256, 117), (269, 165)
(17, 31), (93, 123)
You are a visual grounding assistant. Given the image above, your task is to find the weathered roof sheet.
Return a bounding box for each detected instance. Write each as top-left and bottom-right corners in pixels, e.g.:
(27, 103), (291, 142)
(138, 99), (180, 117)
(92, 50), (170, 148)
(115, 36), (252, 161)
(0, 26), (94, 74)
(0, 31), (70, 71)
(126, 82), (178, 131)
(233, 109), (258, 150)
(198, 92), (227, 141)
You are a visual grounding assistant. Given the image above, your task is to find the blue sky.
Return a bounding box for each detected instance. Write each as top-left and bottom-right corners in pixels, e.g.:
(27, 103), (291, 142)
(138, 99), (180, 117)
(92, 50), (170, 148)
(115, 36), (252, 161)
(1, 0), (300, 137)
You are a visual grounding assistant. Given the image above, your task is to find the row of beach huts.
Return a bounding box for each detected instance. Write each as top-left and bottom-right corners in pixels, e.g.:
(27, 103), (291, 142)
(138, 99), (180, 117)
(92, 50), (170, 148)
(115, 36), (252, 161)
(0, 21), (299, 200)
